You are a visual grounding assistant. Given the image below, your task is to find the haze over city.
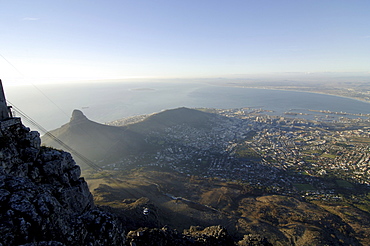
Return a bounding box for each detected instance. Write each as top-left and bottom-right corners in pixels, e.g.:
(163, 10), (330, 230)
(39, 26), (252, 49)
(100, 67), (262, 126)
(1, 0), (369, 85)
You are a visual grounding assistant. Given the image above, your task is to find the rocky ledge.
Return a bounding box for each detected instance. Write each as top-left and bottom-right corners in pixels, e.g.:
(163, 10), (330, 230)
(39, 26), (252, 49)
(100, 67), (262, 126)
(0, 120), (125, 245)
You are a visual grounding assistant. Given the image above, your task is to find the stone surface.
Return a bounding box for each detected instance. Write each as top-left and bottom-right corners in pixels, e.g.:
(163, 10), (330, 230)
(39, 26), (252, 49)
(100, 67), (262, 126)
(0, 120), (125, 245)
(126, 225), (236, 246)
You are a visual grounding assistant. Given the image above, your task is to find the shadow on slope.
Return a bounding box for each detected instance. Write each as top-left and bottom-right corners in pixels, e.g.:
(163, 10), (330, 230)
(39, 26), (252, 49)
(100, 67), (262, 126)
(41, 107), (223, 169)
(42, 109), (155, 166)
(127, 107), (219, 133)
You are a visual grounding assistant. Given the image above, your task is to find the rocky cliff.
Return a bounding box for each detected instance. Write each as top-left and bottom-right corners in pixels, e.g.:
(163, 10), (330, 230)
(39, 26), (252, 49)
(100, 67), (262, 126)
(0, 118), (125, 245)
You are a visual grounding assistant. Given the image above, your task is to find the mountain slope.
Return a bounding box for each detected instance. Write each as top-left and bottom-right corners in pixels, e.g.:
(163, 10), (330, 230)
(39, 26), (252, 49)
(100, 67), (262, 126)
(42, 108), (222, 167)
(42, 109), (154, 165)
(126, 107), (219, 133)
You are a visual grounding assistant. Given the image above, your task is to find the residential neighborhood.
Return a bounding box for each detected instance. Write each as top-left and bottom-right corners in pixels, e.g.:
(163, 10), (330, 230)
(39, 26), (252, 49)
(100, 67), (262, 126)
(104, 107), (370, 200)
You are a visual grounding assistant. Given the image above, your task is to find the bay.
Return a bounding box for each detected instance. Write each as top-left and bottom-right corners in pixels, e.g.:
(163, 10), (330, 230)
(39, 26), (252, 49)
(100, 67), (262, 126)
(4, 81), (370, 132)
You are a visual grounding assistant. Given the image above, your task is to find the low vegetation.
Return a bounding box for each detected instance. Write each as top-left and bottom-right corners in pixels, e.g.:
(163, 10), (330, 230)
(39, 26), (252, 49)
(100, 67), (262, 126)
(87, 167), (370, 245)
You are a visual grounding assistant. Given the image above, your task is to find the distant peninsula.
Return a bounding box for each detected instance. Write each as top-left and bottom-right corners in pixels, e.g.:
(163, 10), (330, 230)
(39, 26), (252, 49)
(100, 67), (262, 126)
(218, 80), (370, 104)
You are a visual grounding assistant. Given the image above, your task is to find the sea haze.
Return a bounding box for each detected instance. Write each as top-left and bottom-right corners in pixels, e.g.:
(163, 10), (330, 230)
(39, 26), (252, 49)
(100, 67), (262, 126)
(5, 81), (370, 132)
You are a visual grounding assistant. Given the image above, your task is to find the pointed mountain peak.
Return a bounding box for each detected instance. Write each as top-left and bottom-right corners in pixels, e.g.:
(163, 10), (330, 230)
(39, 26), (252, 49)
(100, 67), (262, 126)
(70, 109), (88, 125)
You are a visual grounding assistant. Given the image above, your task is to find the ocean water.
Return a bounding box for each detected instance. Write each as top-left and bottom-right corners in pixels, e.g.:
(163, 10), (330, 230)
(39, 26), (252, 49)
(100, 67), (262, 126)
(5, 81), (370, 132)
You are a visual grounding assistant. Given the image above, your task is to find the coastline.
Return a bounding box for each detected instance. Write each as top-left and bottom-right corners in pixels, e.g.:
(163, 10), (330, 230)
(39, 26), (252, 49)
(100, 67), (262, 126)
(217, 84), (370, 105)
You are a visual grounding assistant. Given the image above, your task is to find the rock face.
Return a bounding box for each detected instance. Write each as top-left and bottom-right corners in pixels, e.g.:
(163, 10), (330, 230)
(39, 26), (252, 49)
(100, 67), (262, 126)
(0, 120), (125, 245)
(126, 225), (235, 246)
(69, 109), (89, 126)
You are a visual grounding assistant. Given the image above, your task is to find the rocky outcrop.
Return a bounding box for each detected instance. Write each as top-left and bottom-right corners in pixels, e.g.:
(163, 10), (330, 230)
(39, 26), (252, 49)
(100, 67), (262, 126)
(69, 109), (89, 126)
(183, 225), (235, 246)
(0, 120), (125, 245)
(237, 234), (273, 246)
(126, 225), (235, 246)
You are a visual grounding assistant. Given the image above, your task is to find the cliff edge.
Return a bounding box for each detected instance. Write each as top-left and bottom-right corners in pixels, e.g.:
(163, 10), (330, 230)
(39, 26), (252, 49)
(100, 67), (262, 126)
(0, 119), (125, 245)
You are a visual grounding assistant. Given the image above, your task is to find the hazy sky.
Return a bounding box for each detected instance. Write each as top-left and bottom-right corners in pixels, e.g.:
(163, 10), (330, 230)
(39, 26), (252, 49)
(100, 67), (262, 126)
(1, 0), (369, 84)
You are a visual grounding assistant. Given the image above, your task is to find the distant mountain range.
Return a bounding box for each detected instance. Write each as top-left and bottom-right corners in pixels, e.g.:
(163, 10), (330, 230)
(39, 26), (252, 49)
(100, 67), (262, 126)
(41, 107), (220, 167)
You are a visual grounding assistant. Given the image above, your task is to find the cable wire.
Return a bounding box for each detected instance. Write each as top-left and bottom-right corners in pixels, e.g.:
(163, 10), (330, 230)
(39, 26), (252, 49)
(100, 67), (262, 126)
(1, 52), (138, 197)
(9, 102), (103, 171)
